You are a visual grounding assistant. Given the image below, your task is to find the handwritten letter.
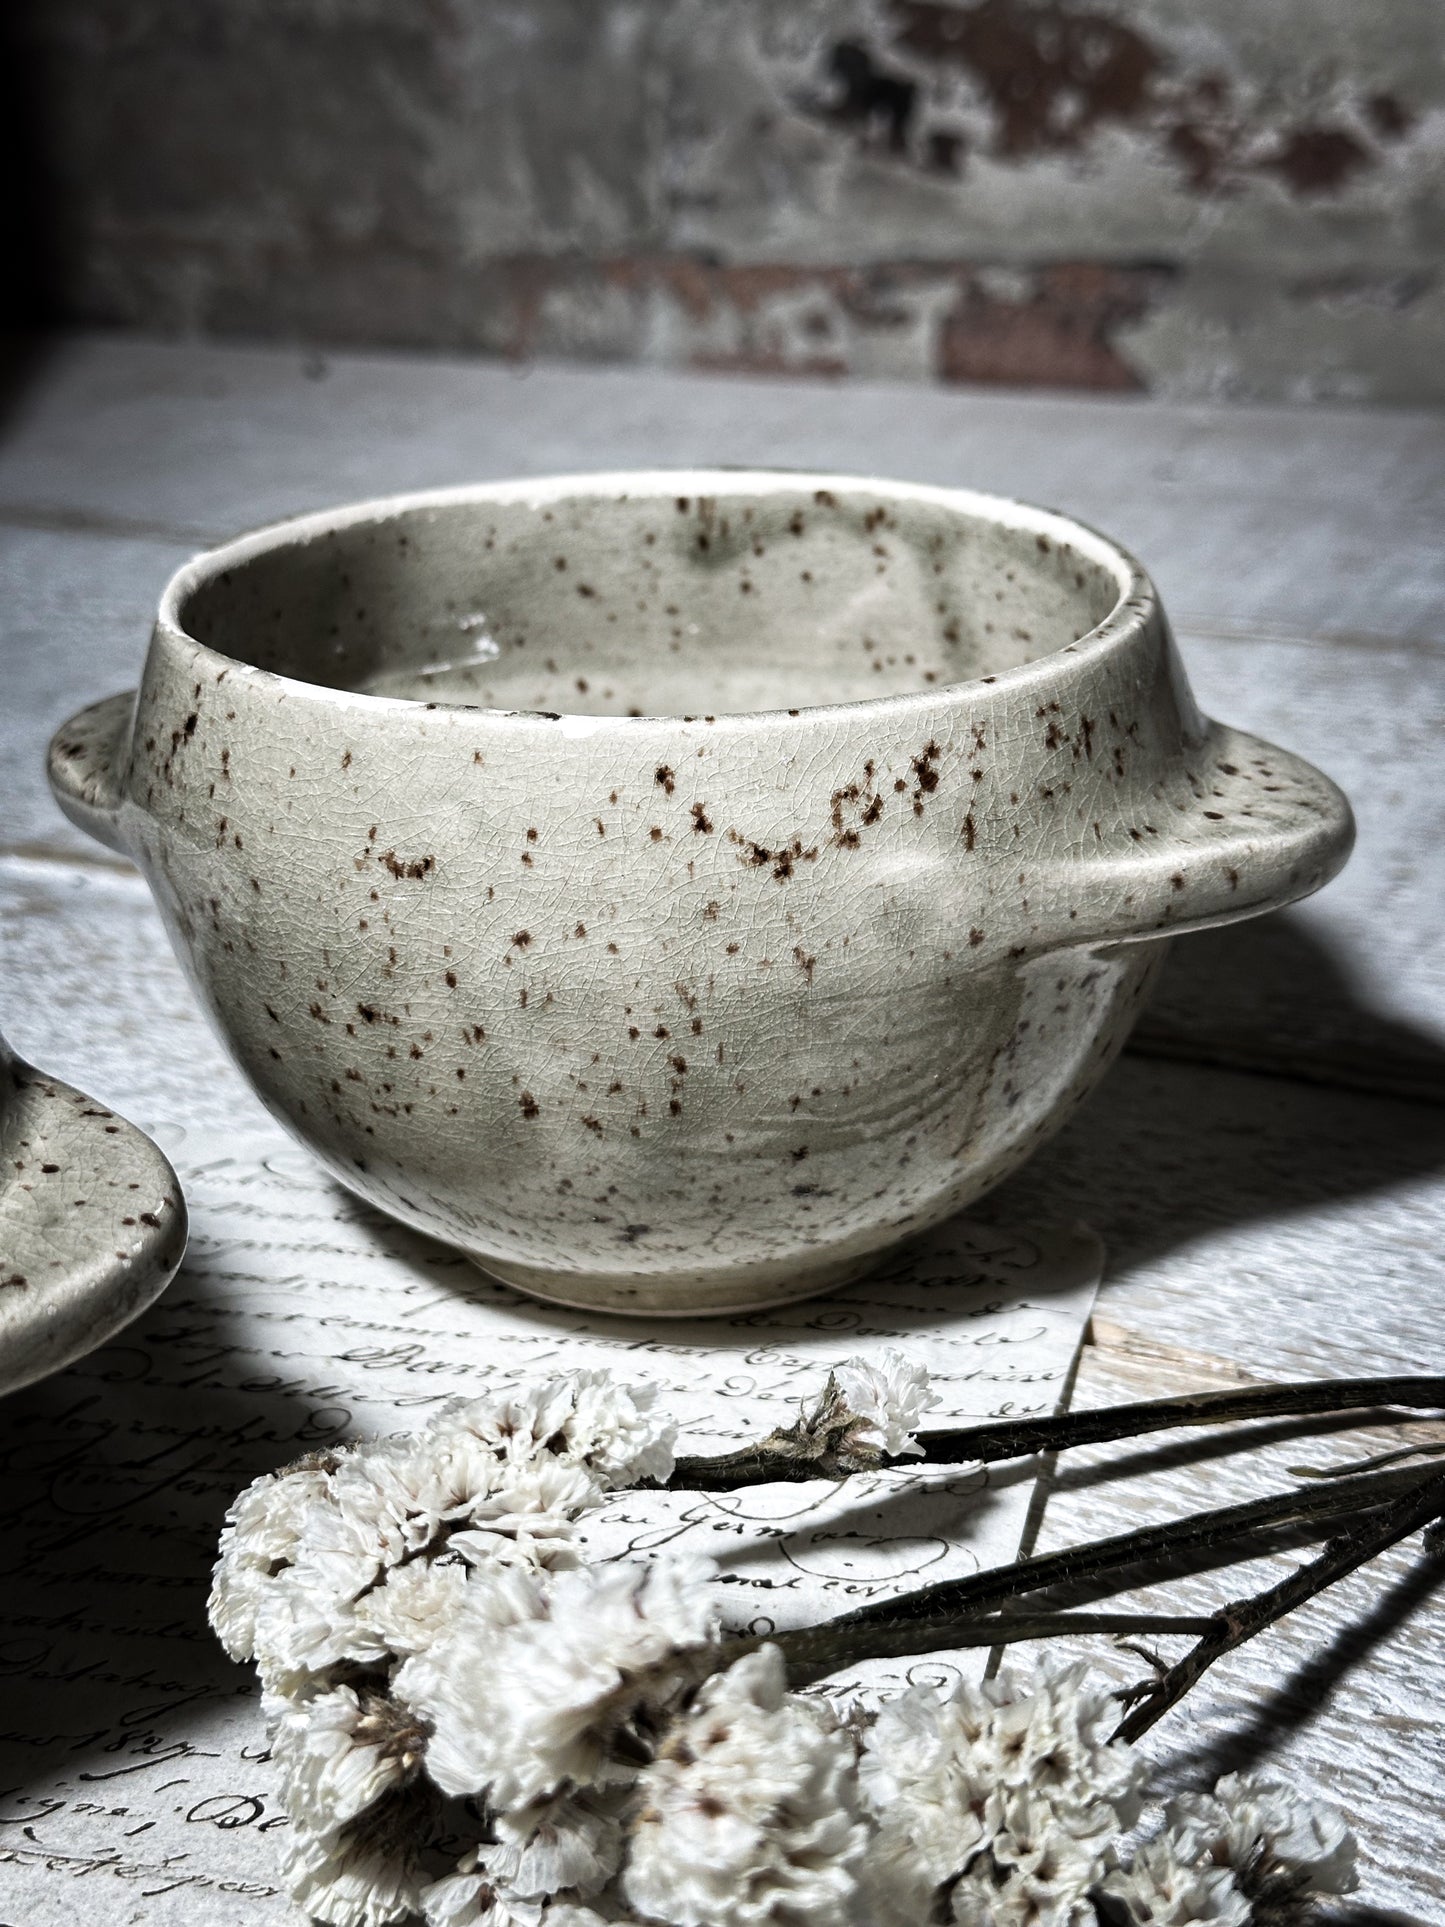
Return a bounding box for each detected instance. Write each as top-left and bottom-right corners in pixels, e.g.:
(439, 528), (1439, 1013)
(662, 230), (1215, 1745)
(0, 1122), (1100, 1923)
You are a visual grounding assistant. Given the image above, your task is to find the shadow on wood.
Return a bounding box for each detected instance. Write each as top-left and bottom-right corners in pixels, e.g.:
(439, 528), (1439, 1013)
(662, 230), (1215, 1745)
(989, 912), (1445, 1283)
(1130, 906), (1445, 1107)
(1183, 1540), (1445, 1783)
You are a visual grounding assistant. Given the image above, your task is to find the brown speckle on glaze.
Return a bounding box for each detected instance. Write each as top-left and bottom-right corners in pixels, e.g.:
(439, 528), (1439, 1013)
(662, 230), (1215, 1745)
(379, 850), (435, 880)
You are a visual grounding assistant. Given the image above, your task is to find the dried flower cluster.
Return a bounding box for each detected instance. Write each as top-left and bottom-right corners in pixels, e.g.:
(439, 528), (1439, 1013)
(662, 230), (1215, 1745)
(859, 1662), (1147, 1925)
(744, 1350), (941, 1479)
(1097, 1772), (1360, 1927)
(210, 1356), (1361, 1927)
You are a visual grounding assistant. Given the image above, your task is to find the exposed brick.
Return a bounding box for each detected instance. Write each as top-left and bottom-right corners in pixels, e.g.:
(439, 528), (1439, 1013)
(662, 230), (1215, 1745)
(938, 264), (1170, 391)
(8, 0), (1443, 404)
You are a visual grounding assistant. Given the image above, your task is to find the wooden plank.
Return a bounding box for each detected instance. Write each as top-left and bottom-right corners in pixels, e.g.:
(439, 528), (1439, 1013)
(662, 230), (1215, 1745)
(1029, 1325), (1445, 1925)
(1138, 622), (1445, 1100)
(0, 335), (1442, 640)
(0, 524), (196, 863)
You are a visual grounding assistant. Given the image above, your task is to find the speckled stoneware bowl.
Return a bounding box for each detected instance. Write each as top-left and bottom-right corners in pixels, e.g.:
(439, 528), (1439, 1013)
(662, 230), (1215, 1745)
(48, 472), (1352, 1315)
(0, 1031), (187, 1393)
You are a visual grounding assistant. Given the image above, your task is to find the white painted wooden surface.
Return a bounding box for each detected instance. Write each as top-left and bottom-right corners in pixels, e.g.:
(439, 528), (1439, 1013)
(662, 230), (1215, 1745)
(1, 336), (1442, 1922)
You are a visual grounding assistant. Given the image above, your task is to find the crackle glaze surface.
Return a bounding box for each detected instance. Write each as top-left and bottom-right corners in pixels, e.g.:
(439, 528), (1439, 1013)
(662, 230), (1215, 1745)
(0, 1032), (187, 1393)
(46, 472), (1353, 1314)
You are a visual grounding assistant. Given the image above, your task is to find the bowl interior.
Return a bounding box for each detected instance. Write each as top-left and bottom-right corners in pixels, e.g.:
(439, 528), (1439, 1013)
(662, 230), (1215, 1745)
(179, 480), (1125, 717)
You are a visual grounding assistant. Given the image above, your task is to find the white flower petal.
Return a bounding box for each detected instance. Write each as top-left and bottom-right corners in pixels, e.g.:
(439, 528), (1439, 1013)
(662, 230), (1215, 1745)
(546, 1906), (633, 1927)
(559, 1373), (677, 1487)
(283, 1823), (425, 1927)
(270, 1685), (423, 1834)
(397, 1557), (720, 1808)
(484, 1788), (625, 1899)
(353, 1556), (470, 1656)
(1096, 1838), (1250, 1927)
(208, 1462), (338, 1660)
(250, 1562), (389, 1686)
(860, 1665), (1143, 1926)
(832, 1350), (938, 1458)
(950, 1861), (1098, 1927)
(622, 1646), (867, 1927)
(1169, 1771), (1358, 1896)
(425, 1371), (676, 1489)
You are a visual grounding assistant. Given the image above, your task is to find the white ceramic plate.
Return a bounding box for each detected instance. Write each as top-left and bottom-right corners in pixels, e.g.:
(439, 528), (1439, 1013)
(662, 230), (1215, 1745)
(0, 1033), (187, 1395)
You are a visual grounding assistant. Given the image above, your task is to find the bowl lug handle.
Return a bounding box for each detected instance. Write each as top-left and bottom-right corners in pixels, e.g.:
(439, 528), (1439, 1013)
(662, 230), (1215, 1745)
(1033, 723), (1355, 952)
(46, 692), (137, 856)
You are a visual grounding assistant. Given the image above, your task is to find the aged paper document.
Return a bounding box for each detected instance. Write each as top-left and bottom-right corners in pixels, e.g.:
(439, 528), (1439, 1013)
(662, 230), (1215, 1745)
(0, 1120), (1100, 1923)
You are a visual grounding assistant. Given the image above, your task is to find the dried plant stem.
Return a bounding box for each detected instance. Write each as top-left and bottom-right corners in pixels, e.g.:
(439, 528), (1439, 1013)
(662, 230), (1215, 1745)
(667, 1374), (1445, 1489)
(775, 1610), (1219, 1670)
(947, 1611), (1218, 1645)
(756, 1611), (1217, 1675)
(1113, 1468), (1445, 1742)
(770, 1460), (1437, 1684)
(914, 1375), (1445, 1466)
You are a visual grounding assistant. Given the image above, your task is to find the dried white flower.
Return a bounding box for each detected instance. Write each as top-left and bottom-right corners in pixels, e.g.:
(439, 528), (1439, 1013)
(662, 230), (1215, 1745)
(1096, 1837), (1250, 1927)
(951, 1869), (1096, 1926)
(1167, 1770), (1358, 1899)
(985, 1665), (1145, 1837)
(283, 1789), (432, 1927)
(859, 1678), (1001, 1921)
(250, 1556), (389, 1691)
(832, 1350), (940, 1459)
(208, 1458), (339, 1660)
(271, 1684), (427, 1835)
(425, 1372), (676, 1489)
(285, 1841), (427, 1927)
(445, 1459), (603, 1571)
(948, 1787), (1110, 1925)
(1101, 1770), (1357, 1927)
(421, 1859), (542, 1927)
(214, 1396), (632, 1695)
(952, 1882), (1087, 1927)
(622, 1646), (866, 1927)
(396, 1556), (722, 1808)
(227, 1451), (434, 1691)
(211, 1369), (1370, 1927)
(860, 1665), (1144, 1927)
(353, 1554), (471, 1655)
(547, 1371), (677, 1487)
(773, 1347), (941, 1477)
(421, 1854), (630, 1927)
(484, 1788), (626, 1899)
(325, 1425), (601, 1575)
(394, 1560), (551, 1794)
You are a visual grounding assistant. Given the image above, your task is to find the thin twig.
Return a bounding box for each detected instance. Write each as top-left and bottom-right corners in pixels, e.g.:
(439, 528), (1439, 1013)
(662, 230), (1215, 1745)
(761, 1612), (1216, 1674)
(1113, 1468), (1445, 1742)
(770, 1461), (1437, 1683)
(666, 1375), (1445, 1489)
(965, 1612), (1218, 1645)
(1290, 1439), (1445, 1480)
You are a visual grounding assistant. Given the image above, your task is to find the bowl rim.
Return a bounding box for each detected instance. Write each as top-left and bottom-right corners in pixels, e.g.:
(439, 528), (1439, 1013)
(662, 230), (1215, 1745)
(154, 468), (1158, 732)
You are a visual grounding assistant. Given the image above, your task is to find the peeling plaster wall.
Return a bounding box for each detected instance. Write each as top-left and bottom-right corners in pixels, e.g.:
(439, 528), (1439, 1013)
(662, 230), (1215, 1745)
(12, 0), (1445, 402)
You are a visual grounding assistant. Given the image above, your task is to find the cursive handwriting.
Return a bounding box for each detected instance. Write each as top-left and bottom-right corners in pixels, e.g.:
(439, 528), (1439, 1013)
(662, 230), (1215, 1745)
(0, 1121), (1099, 1923)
